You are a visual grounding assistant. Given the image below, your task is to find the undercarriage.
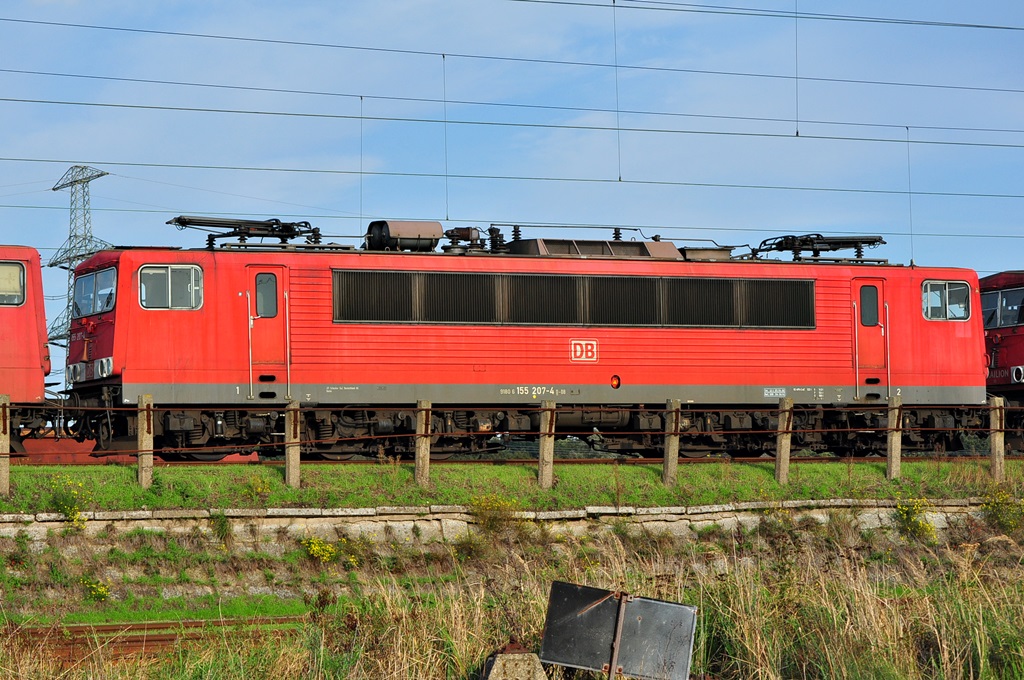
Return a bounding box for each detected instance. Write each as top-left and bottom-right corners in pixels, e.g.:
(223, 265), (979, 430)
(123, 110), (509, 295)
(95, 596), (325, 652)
(59, 388), (990, 461)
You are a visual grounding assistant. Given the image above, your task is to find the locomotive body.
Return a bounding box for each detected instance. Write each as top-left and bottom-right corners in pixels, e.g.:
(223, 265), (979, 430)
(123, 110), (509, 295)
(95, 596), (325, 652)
(64, 221), (987, 458)
(0, 245), (54, 451)
(981, 271), (1024, 396)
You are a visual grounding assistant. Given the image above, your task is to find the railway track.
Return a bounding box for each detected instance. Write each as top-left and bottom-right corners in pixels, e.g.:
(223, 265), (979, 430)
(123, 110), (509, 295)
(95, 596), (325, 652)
(7, 616), (307, 663)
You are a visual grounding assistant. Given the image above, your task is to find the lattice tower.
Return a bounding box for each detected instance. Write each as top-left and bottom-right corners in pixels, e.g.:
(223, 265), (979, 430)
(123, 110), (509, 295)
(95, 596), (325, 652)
(48, 165), (110, 344)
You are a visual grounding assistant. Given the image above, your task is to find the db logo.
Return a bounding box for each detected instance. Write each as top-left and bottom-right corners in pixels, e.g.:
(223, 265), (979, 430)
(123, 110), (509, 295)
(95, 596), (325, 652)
(570, 339), (599, 362)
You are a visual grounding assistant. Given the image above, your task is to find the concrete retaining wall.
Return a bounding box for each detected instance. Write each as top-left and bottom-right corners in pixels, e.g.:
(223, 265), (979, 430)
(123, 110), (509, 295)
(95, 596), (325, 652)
(0, 498), (988, 547)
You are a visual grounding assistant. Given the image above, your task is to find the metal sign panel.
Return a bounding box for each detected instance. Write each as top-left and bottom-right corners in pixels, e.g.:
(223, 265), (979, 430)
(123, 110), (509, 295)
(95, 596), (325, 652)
(540, 582), (619, 672)
(539, 581), (696, 680)
(616, 596), (697, 680)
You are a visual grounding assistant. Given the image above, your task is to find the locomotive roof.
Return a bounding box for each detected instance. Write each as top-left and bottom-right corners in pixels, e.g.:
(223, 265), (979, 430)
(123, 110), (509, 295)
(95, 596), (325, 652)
(153, 215), (894, 265)
(980, 271), (1024, 291)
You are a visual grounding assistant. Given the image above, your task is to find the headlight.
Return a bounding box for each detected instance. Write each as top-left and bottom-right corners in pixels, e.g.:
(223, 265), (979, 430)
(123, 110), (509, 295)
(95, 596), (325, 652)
(67, 362), (87, 383)
(94, 357), (114, 379)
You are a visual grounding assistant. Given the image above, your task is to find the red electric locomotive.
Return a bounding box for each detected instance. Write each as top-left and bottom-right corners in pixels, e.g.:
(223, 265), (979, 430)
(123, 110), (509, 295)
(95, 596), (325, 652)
(981, 271), (1024, 396)
(63, 218), (987, 460)
(0, 245), (54, 451)
(980, 271), (1024, 449)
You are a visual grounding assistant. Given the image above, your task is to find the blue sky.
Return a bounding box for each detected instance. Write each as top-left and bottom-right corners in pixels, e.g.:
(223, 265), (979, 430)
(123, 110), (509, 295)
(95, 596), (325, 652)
(2, 1), (1022, 361)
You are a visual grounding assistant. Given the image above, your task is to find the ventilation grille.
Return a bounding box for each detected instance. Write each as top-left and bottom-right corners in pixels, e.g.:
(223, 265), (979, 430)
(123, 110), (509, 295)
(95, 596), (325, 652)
(333, 270), (814, 328)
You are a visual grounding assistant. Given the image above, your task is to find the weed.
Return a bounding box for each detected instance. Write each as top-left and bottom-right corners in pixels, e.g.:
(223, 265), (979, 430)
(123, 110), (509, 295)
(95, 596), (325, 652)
(336, 534), (372, 570)
(893, 497), (937, 542)
(49, 473), (91, 532)
(301, 536), (338, 564)
(7, 530), (32, 568)
(209, 512), (232, 544)
(468, 493), (520, 534)
(244, 473), (273, 504)
(80, 576), (110, 602)
(980, 487), (1024, 534)
(449, 533), (488, 562)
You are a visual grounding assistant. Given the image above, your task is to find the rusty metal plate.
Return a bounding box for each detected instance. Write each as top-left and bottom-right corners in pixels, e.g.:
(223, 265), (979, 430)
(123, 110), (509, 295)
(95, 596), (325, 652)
(616, 596), (697, 680)
(539, 581), (619, 672)
(539, 581), (696, 680)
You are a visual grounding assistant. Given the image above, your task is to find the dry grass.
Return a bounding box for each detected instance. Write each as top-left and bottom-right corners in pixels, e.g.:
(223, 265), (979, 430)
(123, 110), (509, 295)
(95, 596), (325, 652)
(2, 512), (1024, 679)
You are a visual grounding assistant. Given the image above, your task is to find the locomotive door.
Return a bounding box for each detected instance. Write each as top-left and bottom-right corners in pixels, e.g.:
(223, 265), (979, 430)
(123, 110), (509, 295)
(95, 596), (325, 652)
(853, 278), (889, 396)
(246, 265), (290, 399)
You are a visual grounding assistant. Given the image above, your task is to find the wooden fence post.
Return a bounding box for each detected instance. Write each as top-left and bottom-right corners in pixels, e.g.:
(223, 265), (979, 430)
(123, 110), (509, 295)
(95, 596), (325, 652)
(0, 395), (9, 497)
(415, 400), (431, 488)
(990, 396), (1005, 484)
(137, 394), (154, 489)
(774, 397), (794, 485)
(538, 401), (555, 490)
(663, 399), (681, 487)
(285, 400), (300, 489)
(886, 394), (902, 481)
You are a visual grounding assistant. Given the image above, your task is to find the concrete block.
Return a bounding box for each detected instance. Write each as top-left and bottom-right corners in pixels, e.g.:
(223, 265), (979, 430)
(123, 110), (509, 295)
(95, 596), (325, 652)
(440, 519), (470, 542)
(153, 509), (209, 519)
(322, 507), (376, 517)
(484, 653), (546, 680)
(221, 508), (267, 518)
(535, 510), (586, 521)
(266, 508), (322, 517)
(429, 505), (469, 514)
(377, 506), (429, 516)
(636, 506), (687, 515)
(585, 506), (636, 516)
(687, 504), (735, 515)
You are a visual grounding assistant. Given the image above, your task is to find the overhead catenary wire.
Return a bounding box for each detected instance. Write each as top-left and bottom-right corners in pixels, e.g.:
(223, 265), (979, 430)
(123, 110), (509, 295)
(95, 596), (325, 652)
(2, 7), (1020, 269)
(1, 16), (1022, 96)
(2, 156), (1023, 200)
(5, 67), (1024, 137)
(505, 0), (1024, 31)
(3, 201), (1024, 245)
(2, 96), (1023, 151)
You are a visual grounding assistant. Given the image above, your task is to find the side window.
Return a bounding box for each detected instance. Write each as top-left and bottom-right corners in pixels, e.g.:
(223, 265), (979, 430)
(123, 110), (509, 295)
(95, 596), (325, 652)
(255, 273), (277, 318)
(859, 285), (878, 326)
(923, 281), (970, 321)
(0, 262), (26, 306)
(140, 265), (203, 310)
(999, 288), (1024, 328)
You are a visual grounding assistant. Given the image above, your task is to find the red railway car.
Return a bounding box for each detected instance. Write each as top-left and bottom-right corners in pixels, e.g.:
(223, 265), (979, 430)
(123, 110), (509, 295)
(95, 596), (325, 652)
(64, 219), (987, 459)
(0, 245), (54, 451)
(981, 271), (1024, 396)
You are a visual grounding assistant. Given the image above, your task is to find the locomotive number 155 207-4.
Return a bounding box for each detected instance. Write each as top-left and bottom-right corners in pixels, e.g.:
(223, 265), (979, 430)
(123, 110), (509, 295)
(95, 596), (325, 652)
(499, 385), (568, 397)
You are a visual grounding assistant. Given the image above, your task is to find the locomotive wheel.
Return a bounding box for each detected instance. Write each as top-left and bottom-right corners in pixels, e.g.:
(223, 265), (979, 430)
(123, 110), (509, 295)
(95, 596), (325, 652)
(429, 452), (456, 461)
(183, 451), (229, 462)
(681, 448), (713, 459)
(95, 421), (112, 451)
(316, 452), (355, 461)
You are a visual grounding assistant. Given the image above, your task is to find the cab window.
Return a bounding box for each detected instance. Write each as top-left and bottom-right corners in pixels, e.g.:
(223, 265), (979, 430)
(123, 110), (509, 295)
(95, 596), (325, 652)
(72, 267), (117, 317)
(982, 287), (1024, 329)
(982, 291), (999, 329)
(0, 262), (25, 306)
(140, 265), (203, 310)
(922, 281), (970, 321)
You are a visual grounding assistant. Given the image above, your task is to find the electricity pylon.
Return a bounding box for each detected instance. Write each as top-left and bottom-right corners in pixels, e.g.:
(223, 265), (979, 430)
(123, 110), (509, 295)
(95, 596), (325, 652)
(48, 165), (110, 345)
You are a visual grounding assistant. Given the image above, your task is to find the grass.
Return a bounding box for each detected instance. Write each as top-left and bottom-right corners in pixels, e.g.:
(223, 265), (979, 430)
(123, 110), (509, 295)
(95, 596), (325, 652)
(1, 509), (1023, 679)
(1, 459), (1020, 514)
(0, 459), (1021, 677)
